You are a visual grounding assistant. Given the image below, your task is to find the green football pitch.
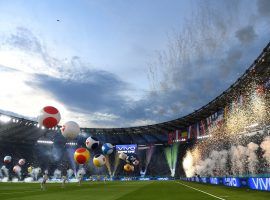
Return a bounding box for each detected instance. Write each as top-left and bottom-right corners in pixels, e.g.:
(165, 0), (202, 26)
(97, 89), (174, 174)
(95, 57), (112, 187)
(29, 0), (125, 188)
(0, 181), (269, 200)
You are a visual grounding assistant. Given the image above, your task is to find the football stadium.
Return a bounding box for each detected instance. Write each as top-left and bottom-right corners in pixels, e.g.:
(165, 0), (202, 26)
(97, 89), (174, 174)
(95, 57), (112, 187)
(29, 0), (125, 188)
(0, 1), (270, 200)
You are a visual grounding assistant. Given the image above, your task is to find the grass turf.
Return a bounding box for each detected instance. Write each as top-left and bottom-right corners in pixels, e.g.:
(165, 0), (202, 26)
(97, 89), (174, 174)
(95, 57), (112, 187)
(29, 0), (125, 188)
(0, 181), (269, 200)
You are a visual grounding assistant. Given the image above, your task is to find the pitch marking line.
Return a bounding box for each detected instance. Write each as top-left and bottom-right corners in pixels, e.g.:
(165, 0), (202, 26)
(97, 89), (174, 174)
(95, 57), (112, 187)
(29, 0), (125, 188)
(175, 181), (226, 200)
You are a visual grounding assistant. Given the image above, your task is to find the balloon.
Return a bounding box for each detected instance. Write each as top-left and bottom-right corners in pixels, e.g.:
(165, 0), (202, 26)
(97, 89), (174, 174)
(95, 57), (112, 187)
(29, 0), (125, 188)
(38, 106), (61, 128)
(27, 166), (33, 173)
(102, 143), (114, 155)
(133, 160), (140, 166)
(18, 159), (25, 166)
(119, 152), (127, 160)
(93, 154), (106, 167)
(13, 165), (21, 173)
(4, 156), (12, 163)
(61, 121), (80, 139)
(74, 148), (90, 164)
(85, 136), (99, 150)
(126, 153), (138, 164)
(124, 164), (134, 172)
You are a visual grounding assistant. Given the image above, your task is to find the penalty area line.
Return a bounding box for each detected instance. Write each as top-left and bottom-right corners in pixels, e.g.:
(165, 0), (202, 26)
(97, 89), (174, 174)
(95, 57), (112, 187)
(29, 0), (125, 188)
(175, 181), (226, 200)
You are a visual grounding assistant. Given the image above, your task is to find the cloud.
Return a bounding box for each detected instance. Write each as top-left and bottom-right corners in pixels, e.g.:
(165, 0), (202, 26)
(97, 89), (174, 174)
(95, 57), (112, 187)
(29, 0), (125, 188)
(257, 0), (270, 17)
(219, 48), (243, 78)
(235, 26), (257, 44)
(6, 27), (43, 53)
(28, 70), (129, 114)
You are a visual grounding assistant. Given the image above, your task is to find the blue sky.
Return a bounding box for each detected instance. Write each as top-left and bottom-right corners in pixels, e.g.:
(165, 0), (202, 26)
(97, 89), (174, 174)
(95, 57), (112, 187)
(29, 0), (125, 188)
(0, 0), (269, 128)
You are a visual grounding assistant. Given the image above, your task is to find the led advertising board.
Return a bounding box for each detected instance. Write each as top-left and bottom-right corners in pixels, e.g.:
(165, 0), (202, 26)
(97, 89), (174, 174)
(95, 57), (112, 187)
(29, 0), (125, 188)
(115, 144), (137, 153)
(223, 177), (241, 187)
(248, 178), (270, 191)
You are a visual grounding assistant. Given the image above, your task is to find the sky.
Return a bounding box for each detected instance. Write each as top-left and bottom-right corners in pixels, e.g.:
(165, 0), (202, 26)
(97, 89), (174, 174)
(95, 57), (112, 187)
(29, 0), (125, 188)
(0, 0), (269, 128)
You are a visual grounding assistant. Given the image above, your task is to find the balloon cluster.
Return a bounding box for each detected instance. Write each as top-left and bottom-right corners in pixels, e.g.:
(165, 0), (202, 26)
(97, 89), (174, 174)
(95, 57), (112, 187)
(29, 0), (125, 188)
(73, 136), (114, 168)
(119, 152), (140, 172)
(2, 156), (26, 177)
(37, 106), (139, 173)
(38, 106), (80, 140)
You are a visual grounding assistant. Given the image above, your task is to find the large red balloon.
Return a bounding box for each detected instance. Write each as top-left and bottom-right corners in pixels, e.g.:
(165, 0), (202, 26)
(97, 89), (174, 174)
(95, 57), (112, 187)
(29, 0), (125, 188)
(74, 148), (90, 164)
(38, 106), (61, 128)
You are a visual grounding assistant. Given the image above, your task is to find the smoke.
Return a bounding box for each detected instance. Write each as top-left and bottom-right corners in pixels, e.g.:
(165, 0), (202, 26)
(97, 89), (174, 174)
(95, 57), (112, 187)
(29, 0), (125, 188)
(53, 169), (61, 179)
(247, 142), (259, 174)
(194, 150), (228, 177)
(230, 145), (248, 175)
(30, 167), (41, 181)
(257, 0), (270, 17)
(24, 177), (34, 182)
(235, 25), (257, 45)
(12, 178), (19, 182)
(67, 169), (74, 179)
(260, 136), (270, 164)
(66, 148), (76, 172)
(229, 143), (258, 175)
(183, 141), (262, 177)
(2, 177), (9, 182)
(1, 166), (9, 178)
(76, 167), (86, 178)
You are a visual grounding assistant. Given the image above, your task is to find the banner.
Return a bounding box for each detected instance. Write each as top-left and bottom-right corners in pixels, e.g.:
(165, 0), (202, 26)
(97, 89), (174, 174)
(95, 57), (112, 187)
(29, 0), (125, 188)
(168, 132), (175, 145)
(115, 144), (137, 153)
(181, 130), (188, 139)
(223, 177), (241, 187)
(248, 178), (270, 191)
(209, 177), (220, 185)
(199, 119), (207, 136)
(188, 123), (199, 139)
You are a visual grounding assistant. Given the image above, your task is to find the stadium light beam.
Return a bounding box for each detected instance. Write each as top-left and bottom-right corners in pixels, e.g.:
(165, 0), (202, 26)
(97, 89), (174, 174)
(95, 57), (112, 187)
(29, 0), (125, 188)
(105, 155), (112, 176)
(165, 143), (179, 177)
(112, 152), (120, 177)
(142, 145), (155, 177)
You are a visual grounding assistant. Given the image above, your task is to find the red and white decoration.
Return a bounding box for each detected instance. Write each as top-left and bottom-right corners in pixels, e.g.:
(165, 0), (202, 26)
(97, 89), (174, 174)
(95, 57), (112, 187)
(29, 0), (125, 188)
(38, 106), (61, 128)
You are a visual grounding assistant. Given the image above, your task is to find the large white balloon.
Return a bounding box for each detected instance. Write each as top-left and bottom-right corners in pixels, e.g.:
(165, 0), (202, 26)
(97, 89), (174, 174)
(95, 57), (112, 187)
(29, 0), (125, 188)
(61, 121), (80, 139)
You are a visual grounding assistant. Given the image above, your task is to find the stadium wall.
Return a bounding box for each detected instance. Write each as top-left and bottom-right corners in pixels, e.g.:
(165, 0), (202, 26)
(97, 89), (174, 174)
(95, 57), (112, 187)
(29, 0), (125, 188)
(180, 177), (270, 192)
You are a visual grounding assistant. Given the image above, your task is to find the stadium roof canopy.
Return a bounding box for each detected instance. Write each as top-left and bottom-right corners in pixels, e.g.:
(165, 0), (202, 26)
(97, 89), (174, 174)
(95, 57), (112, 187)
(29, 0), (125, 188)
(0, 42), (269, 144)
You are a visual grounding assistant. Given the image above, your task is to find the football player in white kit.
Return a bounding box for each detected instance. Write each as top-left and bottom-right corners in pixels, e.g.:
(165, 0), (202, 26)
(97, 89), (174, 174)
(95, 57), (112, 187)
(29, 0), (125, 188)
(78, 173), (83, 186)
(41, 172), (48, 190)
(62, 175), (68, 188)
